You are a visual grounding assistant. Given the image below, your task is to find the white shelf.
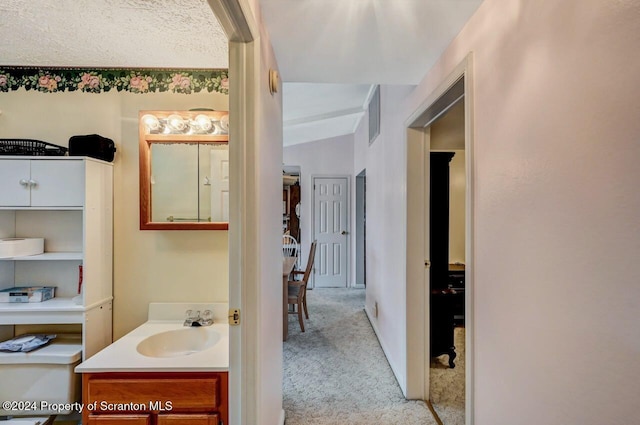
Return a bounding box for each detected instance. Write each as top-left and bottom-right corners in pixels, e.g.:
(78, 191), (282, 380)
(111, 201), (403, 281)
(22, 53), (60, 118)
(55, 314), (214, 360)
(0, 297), (82, 324)
(0, 297), (82, 311)
(1, 252), (83, 261)
(0, 206), (83, 211)
(0, 297), (112, 325)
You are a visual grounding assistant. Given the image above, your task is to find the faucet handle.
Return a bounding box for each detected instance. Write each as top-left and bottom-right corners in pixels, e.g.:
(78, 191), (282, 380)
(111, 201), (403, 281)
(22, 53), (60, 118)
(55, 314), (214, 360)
(200, 309), (214, 325)
(185, 309), (193, 319)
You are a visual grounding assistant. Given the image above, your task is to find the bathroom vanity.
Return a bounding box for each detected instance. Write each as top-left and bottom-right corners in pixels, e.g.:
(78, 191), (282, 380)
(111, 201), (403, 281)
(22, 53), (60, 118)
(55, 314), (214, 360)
(76, 303), (229, 425)
(82, 371), (228, 425)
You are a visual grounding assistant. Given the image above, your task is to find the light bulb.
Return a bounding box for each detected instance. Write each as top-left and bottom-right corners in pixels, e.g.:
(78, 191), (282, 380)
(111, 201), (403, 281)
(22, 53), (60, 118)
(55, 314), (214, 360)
(141, 114), (160, 131)
(219, 114), (229, 132)
(195, 114), (213, 132)
(167, 114), (186, 132)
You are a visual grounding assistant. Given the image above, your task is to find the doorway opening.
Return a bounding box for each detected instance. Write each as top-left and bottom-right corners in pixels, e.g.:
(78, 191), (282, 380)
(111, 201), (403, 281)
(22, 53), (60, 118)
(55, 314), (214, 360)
(427, 97), (466, 424)
(405, 55), (474, 425)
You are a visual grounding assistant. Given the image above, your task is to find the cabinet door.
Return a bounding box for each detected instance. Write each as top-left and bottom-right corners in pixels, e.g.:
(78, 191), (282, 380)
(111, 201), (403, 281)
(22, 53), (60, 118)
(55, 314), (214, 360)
(157, 414), (219, 425)
(0, 160), (31, 206)
(30, 160), (85, 207)
(87, 414), (151, 424)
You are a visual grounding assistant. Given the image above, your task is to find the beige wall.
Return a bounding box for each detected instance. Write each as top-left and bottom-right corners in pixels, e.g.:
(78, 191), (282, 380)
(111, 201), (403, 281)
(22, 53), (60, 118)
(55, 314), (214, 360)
(0, 89), (230, 339)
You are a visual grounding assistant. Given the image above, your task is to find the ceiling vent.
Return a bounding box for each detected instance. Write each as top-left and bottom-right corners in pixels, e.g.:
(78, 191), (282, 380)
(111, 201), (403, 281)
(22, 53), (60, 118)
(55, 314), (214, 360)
(368, 85), (380, 145)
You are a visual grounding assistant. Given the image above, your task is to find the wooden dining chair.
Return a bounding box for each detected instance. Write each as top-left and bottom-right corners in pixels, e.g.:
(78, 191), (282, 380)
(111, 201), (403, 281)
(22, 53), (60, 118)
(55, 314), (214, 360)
(288, 240), (317, 332)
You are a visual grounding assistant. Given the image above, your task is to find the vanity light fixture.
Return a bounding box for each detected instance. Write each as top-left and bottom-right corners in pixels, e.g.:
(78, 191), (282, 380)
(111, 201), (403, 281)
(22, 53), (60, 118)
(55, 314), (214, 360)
(140, 112), (228, 136)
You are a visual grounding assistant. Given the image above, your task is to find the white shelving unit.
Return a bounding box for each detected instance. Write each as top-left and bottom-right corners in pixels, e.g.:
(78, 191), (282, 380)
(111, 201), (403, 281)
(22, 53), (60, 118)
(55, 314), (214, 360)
(0, 156), (113, 360)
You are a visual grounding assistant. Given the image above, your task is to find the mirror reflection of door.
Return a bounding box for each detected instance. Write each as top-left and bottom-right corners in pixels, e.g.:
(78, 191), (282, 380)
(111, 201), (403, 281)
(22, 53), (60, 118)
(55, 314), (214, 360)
(209, 145), (230, 222)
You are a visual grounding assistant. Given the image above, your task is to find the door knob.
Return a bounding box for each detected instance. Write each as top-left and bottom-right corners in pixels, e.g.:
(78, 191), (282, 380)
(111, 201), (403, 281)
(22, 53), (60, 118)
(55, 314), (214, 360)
(341, 230), (348, 235)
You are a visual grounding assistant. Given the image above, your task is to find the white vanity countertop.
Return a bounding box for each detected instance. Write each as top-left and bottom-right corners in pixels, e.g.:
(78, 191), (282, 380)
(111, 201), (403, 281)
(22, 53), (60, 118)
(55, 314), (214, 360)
(75, 302), (229, 373)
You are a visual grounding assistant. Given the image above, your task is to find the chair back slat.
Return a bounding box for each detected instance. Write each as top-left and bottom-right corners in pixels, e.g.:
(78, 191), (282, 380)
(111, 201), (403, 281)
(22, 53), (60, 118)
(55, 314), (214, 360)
(300, 240), (317, 285)
(282, 234), (299, 263)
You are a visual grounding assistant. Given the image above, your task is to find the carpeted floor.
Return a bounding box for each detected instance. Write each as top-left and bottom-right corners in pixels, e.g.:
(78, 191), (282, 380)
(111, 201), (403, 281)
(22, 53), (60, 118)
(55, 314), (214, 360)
(283, 288), (437, 425)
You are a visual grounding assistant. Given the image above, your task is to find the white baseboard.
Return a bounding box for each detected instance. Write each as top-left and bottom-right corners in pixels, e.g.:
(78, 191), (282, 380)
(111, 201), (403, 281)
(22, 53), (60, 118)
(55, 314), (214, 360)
(364, 305), (407, 395)
(278, 408), (285, 425)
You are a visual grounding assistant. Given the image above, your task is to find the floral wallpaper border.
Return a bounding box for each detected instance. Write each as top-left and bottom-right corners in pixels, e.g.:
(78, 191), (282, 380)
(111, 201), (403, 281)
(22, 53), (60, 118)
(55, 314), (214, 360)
(0, 66), (228, 95)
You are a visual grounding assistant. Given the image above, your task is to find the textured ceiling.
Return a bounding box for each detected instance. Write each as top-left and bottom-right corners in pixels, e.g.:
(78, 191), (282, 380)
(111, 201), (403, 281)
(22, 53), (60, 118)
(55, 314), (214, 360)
(0, 0), (228, 68)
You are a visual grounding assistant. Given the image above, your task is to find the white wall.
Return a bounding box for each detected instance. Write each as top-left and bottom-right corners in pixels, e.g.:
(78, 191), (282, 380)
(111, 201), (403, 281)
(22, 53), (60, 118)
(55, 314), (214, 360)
(352, 84), (417, 391)
(0, 90), (230, 339)
(358, 0), (640, 422)
(242, 2), (285, 423)
(254, 46), (285, 425)
(283, 134), (355, 285)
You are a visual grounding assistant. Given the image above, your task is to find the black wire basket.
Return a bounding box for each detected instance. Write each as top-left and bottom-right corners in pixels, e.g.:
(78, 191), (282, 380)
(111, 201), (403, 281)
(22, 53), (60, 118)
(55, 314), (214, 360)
(0, 139), (68, 156)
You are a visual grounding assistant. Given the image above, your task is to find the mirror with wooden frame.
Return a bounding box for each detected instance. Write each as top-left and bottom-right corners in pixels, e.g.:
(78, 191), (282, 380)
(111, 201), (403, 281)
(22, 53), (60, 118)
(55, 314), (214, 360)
(139, 110), (229, 230)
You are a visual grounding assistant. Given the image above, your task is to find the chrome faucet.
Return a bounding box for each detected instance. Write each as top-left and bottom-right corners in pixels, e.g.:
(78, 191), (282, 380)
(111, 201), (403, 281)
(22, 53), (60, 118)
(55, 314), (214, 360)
(184, 309), (214, 327)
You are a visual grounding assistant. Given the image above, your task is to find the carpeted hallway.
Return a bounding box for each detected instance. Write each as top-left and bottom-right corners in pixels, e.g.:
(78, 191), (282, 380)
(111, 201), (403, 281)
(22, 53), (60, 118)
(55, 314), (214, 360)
(283, 288), (437, 425)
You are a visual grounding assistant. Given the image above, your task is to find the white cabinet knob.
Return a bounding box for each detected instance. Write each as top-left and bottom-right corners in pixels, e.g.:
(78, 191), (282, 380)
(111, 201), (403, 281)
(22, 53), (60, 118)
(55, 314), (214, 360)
(19, 179), (29, 186)
(29, 179), (37, 187)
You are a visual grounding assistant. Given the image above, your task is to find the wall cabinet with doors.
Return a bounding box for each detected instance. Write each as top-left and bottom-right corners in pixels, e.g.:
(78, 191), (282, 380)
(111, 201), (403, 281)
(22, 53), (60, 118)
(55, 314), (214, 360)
(0, 157), (113, 360)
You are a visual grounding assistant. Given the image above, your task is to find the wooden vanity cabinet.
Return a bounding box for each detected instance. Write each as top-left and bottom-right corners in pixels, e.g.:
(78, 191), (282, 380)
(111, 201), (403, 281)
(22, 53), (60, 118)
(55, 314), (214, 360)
(83, 372), (228, 425)
(87, 414), (219, 425)
(157, 414), (219, 425)
(87, 414), (151, 424)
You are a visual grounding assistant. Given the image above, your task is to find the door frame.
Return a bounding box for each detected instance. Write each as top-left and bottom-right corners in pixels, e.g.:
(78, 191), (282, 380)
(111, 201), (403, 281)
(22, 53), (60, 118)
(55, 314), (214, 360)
(310, 174), (351, 289)
(404, 53), (475, 425)
(207, 1), (266, 424)
(355, 169), (366, 289)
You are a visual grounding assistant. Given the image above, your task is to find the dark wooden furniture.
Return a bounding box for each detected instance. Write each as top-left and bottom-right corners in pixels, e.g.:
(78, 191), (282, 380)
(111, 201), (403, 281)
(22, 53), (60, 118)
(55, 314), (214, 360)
(429, 152), (462, 368)
(283, 182), (301, 241)
(288, 241), (317, 333)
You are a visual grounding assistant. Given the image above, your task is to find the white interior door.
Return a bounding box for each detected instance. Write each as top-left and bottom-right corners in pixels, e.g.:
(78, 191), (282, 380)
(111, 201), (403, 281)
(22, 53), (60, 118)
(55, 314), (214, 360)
(210, 146), (229, 222)
(313, 177), (348, 288)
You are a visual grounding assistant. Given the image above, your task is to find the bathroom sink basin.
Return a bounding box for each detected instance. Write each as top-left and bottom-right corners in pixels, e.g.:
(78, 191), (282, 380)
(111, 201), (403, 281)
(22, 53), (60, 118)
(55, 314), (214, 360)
(136, 327), (221, 358)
